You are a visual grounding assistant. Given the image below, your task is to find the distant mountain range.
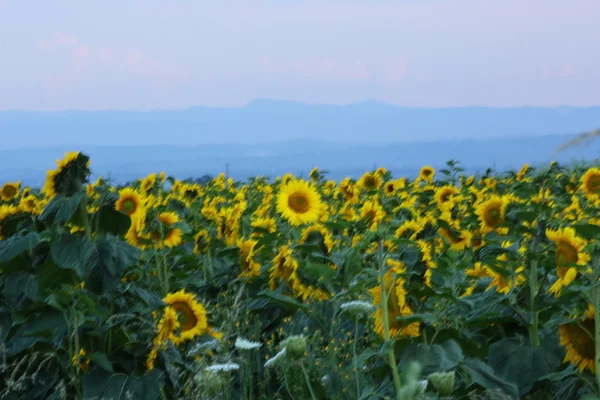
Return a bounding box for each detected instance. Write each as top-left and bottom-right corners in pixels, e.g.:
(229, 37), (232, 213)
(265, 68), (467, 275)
(2, 100), (600, 148)
(0, 100), (599, 185)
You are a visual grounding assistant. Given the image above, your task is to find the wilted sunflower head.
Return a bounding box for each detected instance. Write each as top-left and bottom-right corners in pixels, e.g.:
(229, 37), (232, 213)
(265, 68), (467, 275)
(43, 152), (91, 199)
(581, 167), (600, 199)
(0, 182), (20, 201)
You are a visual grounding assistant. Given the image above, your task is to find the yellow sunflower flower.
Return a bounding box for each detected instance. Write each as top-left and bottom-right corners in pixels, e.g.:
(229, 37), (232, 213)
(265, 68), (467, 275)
(559, 304), (595, 373)
(237, 239), (260, 279)
(359, 200), (386, 231)
(163, 290), (208, 346)
(434, 185), (459, 206)
(546, 227), (590, 296)
(115, 187), (146, 219)
(0, 181), (20, 201)
(276, 179), (322, 226)
(146, 306), (180, 371)
(418, 166), (435, 183)
(581, 167), (600, 199)
(475, 196), (509, 234)
(193, 229), (210, 254)
(370, 259), (420, 339)
(357, 172), (382, 191)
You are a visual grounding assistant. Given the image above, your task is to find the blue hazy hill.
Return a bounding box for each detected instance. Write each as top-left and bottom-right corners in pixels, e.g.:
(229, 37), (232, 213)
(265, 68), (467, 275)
(0, 100), (598, 185)
(2, 100), (600, 148)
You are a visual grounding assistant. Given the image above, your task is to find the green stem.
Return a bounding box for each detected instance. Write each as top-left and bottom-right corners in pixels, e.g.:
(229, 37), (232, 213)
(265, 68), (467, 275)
(594, 286), (600, 394)
(377, 241), (403, 399)
(281, 367), (296, 400)
(301, 362), (318, 400)
(353, 319), (361, 397)
(528, 220), (544, 348)
(79, 202), (93, 242)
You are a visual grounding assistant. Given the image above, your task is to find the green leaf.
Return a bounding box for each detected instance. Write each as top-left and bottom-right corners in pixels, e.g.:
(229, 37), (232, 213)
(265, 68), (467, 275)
(256, 291), (309, 311)
(135, 287), (166, 309)
(573, 224), (600, 241)
(398, 340), (464, 375)
(50, 233), (95, 279)
(90, 352), (113, 372)
(86, 238), (140, 294)
(461, 358), (519, 399)
(488, 336), (563, 394)
(303, 261), (336, 281)
(3, 273), (38, 301)
(40, 192), (85, 226)
(94, 205), (131, 236)
(82, 367), (162, 400)
(0, 232), (41, 264)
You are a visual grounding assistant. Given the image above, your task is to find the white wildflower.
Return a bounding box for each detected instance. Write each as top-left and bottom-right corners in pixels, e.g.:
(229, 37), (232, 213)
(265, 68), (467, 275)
(234, 337), (262, 350)
(264, 348), (287, 368)
(205, 363), (240, 373)
(340, 300), (374, 315)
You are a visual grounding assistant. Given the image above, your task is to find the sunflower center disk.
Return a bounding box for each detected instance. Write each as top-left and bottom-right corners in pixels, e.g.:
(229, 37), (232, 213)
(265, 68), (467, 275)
(288, 193), (310, 214)
(172, 303), (197, 332)
(566, 320), (596, 360)
(2, 186), (17, 198)
(123, 199), (137, 215)
(484, 208), (502, 226)
(588, 175), (600, 194)
(556, 243), (578, 268)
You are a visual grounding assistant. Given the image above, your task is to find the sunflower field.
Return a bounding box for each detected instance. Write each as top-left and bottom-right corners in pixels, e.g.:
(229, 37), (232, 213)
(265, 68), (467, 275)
(1, 152), (600, 400)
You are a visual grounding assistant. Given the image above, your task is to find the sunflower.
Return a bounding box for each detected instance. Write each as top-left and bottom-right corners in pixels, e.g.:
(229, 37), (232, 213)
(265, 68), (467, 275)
(0, 182), (20, 201)
(141, 173), (157, 194)
(438, 225), (472, 251)
(360, 200), (386, 231)
(357, 172), (382, 191)
(300, 224), (336, 254)
(276, 179), (322, 226)
(0, 205), (20, 239)
(237, 239), (260, 279)
(115, 187), (145, 219)
(146, 306), (180, 371)
(546, 227), (590, 296)
(217, 208), (241, 246)
(269, 244), (329, 301)
(559, 304), (595, 373)
(309, 167), (320, 182)
(163, 290), (208, 346)
(193, 229), (210, 254)
(370, 260), (420, 339)
(434, 185), (459, 206)
(151, 212), (183, 248)
(516, 163), (530, 181)
(42, 152), (90, 199)
(250, 216), (277, 237)
(475, 196), (508, 234)
(384, 181), (398, 197)
(419, 166), (435, 182)
(581, 167), (600, 199)
(395, 220), (424, 240)
(18, 195), (38, 214)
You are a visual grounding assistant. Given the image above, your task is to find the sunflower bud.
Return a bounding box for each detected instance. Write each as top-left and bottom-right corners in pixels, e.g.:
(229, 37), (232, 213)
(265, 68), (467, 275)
(428, 371), (455, 396)
(281, 335), (307, 360)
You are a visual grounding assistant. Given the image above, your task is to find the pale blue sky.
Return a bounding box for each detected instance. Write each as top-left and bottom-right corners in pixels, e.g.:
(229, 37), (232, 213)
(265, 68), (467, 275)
(0, 0), (598, 110)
